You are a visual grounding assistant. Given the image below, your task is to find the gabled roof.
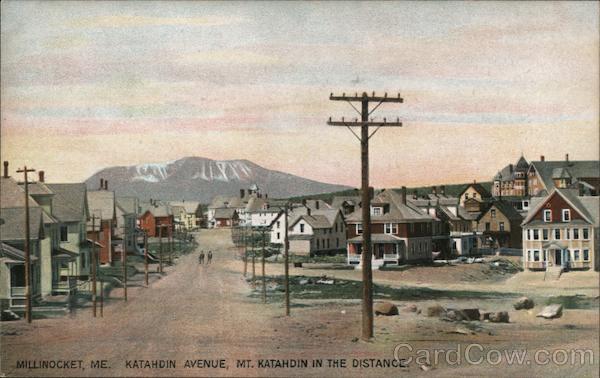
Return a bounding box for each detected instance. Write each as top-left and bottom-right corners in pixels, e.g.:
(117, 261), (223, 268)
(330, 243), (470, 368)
(458, 183), (492, 198)
(21, 181), (54, 196)
(303, 200), (332, 211)
(551, 167), (572, 179)
(87, 190), (115, 221)
(245, 197), (268, 212)
(291, 214), (331, 229)
(479, 200), (523, 222)
(46, 183), (88, 222)
(168, 200), (201, 214)
(346, 190), (433, 223)
(529, 160), (599, 192)
(522, 188), (599, 227)
(0, 177), (40, 208)
(116, 196), (138, 215)
(0, 207), (44, 241)
(214, 208), (238, 219)
(516, 155), (529, 169)
(331, 196), (361, 209)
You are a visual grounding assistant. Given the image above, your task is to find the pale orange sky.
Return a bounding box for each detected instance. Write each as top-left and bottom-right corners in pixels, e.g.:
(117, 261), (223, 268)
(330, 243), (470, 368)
(1, 2), (598, 187)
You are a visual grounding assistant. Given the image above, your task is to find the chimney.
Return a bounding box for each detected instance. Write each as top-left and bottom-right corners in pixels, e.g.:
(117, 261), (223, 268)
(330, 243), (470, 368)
(104, 180), (108, 190)
(240, 189), (245, 198)
(401, 186), (407, 205)
(565, 153), (569, 162)
(412, 190), (418, 200)
(38, 171), (45, 183)
(3, 161), (8, 178)
(440, 185), (446, 195)
(473, 179), (477, 184)
(432, 186), (437, 196)
(540, 155), (545, 162)
(315, 200), (320, 210)
(100, 178), (104, 190)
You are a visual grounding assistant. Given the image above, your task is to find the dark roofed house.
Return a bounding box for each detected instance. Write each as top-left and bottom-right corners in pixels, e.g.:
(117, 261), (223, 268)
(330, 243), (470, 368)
(287, 207), (346, 256)
(213, 208), (239, 228)
(527, 156), (599, 197)
(475, 199), (523, 249)
(345, 188), (435, 268)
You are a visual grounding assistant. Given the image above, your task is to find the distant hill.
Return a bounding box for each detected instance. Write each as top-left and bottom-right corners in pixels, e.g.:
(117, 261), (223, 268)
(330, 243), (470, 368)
(85, 157), (352, 202)
(283, 182), (493, 204)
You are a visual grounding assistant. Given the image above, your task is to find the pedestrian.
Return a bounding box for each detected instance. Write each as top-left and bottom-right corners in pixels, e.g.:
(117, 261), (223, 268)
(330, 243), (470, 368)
(207, 251), (213, 264)
(199, 250), (205, 264)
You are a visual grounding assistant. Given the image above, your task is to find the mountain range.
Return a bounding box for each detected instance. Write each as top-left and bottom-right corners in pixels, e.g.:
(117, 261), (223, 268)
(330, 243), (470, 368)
(85, 157), (352, 203)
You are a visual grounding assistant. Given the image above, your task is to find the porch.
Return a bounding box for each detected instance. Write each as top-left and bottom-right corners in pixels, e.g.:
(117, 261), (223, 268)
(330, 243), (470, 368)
(347, 234), (405, 267)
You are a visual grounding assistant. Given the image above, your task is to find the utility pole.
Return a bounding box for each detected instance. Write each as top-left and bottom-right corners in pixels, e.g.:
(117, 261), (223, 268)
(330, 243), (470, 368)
(243, 226), (248, 277)
(90, 215), (97, 317)
(261, 227), (267, 304)
(17, 166), (35, 323)
(158, 225), (164, 273)
(99, 279), (104, 317)
(251, 228), (256, 284)
(283, 206), (290, 316)
(169, 225), (173, 264)
(122, 228), (127, 302)
(328, 91), (403, 340)
(144, 232), (149, 286)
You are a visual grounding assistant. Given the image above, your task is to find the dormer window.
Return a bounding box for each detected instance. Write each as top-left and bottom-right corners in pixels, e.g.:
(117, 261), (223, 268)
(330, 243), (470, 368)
(543, 210), (552, 222)
(372, 207), (382, 216)
(562, 209), (571, 222)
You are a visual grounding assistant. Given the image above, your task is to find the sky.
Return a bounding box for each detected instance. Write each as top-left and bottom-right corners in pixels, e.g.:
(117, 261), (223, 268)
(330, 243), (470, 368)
(1, 1), (598, 188)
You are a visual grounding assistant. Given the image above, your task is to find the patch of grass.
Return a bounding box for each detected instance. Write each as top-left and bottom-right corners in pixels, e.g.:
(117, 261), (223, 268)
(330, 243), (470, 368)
(544, 295), (599, 310)
(255, 275), (520, 302)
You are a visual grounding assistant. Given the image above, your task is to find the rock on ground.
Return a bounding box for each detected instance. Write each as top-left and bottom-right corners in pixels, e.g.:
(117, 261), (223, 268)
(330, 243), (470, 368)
(426, 304), (446, 317)
(537, 304), (563, 319)
(514, 297), (535, 310)
(374, 302), (399, 316)
(402, 304), (418, 313)
(489, 311), (510, 323)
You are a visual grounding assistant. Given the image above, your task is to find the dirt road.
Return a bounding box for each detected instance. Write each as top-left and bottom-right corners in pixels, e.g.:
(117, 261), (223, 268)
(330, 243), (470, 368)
(1, 229), (598, 377)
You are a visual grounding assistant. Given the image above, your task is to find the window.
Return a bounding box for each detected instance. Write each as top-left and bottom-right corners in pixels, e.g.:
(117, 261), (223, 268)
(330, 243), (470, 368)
(372, 207), (382, 216)
(565, 228), (570, 240)
(499, 222), (505, 232)
(60, 225), (68, 242)
(316, 239), (320, 249)
(583, 228), (589, 240)
(465, 193), (469, 199)
(533, 229), (539, 240)
(384, 223), (398, 234)
(554, 229), (560, 240)
(543, 210), (552, 222)
(336, 238), (339, 247)
(526, 229), (531, 240)
(562, 209), (570, 222)
(573, 228), (579, 240)
(335, 223), (338, 232)
(527, 250), (532, 261)
(533, 250), (540, 262)
(485, 222), (491, 231)
(277, 221), (280, 228)
(583, 249), (590, 261)
(300, 223), (305, 233)
(523, 201), (530, 210)
(356, 224), (363, 235)
(277, 232), (280, 240)
(491, 209), (496, 218)
(573, 250), (580, 261)
(542, 229), (549, 241)
(327, 239), (330, 249)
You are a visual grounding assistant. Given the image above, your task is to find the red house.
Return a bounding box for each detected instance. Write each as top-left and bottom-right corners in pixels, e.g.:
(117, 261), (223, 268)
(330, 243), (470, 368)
(138, 201), (174, 237)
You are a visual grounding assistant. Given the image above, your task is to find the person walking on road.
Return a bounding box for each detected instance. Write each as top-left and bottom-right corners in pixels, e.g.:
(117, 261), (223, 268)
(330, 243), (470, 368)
(199, 251), (205, 264)
(207, 251), (213, 264)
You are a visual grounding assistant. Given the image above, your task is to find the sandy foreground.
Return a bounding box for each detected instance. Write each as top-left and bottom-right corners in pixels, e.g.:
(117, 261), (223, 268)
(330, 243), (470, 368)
(1, 229), (598, 377)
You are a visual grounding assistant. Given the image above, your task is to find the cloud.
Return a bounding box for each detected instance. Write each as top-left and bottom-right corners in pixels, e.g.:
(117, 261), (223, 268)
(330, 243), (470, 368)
(68, 15), (244, 29)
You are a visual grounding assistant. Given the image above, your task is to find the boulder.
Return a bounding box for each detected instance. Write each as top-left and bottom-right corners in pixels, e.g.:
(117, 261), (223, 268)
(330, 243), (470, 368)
(426, 304), (446, 317)
(514, 297), (534, 310)
(537, 304), (563, 319)
(445, 309), (467, 321)
(481, 312), (491, 321)
(374, 302), (399, 316)
(1, 310), (20, 321)
(489, 311), (510, 323)
(403, 304), (418, 313)
(461, 308), (481, 321)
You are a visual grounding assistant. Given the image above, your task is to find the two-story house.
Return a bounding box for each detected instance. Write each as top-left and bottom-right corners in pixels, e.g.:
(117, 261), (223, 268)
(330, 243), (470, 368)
(522, 188), (599, 272)
(287, 208), (345, 256)
(87, 189), (117, 265)
(345, 188), (435, 268)
(475, 199), (523, 249)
